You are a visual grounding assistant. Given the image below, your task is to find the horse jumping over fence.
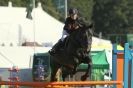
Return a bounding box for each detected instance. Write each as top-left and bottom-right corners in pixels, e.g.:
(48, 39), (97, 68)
(50, 23), (94, 82)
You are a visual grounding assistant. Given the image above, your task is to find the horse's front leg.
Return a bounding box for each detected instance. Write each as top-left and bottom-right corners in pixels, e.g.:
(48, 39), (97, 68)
(81, 57), (92, 81)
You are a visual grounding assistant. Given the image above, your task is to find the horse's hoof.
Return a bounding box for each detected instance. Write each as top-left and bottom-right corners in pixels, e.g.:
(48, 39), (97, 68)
(81, 75), (87, 81)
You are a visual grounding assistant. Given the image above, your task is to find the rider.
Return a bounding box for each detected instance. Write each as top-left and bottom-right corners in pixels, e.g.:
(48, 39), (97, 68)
(49, 8), (85, 55)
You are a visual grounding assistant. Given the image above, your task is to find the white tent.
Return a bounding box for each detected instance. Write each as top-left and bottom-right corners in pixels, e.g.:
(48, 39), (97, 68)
(92, 37), (112, 50)
(0, 4), (63, 46)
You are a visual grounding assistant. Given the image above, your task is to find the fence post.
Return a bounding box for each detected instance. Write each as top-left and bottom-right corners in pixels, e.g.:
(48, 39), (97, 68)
(124, 43), (130, 88)
(131, 58), (133, 88)
(112, 44), (117, 88)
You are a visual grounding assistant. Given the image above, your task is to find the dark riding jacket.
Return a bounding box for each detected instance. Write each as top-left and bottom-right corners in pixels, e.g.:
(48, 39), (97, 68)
(63, 17), (85, 34)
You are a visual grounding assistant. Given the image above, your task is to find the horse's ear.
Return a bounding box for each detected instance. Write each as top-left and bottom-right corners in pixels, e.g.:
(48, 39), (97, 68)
(86, 22), (94, 35)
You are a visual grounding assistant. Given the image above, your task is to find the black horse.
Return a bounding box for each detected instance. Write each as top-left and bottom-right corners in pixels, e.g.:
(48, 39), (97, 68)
(50, 23), (94, 81)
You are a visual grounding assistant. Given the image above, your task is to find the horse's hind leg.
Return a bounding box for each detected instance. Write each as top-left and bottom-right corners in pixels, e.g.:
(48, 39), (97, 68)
(56, 68), (63, 81)
(50, 59), (61, 82)
(62, 66), (74, 81)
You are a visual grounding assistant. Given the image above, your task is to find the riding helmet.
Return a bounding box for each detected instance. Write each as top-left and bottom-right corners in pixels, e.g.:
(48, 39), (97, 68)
(69, 8), (78, 15)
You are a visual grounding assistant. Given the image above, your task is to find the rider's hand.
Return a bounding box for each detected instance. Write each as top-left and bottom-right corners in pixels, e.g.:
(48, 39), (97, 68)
(75, 25), (79, 29)
(68, 24), (72, 29)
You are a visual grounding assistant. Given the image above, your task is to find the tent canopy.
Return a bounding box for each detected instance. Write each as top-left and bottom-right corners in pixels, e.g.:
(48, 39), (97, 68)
(78, 50), (109, 70)
(92, 50), (109, 69)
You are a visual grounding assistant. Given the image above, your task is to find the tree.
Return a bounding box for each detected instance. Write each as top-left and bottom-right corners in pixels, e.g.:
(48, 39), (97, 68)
(126, 0), (133, 32)
(0, 0), (9, 6)
(11, 0), (27, 7)
(38, 0), (60, 20)
(0, 0), (27, 7)
(92, 0), (131, 37)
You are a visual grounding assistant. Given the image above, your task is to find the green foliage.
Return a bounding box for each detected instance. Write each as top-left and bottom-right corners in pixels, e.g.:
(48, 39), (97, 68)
(11, 0), (27, 7)
(126, 0), (133, 31)
(0, 0), (27, 7)
(92, 0), (132, 36)
(0, 0), (9, 6)
(38, 0), (60, 20)
(68, 0), (94, 24)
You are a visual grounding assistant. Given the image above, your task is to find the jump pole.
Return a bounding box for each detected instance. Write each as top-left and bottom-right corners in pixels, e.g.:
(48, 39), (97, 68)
(0, 81), (123, 87)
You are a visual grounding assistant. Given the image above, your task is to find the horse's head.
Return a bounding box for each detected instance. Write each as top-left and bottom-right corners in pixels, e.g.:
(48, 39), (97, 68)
(75, 23), (94, 50)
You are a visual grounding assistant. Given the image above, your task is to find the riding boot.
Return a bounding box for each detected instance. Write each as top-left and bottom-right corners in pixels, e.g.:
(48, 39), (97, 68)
(49, 40), (63, 55)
